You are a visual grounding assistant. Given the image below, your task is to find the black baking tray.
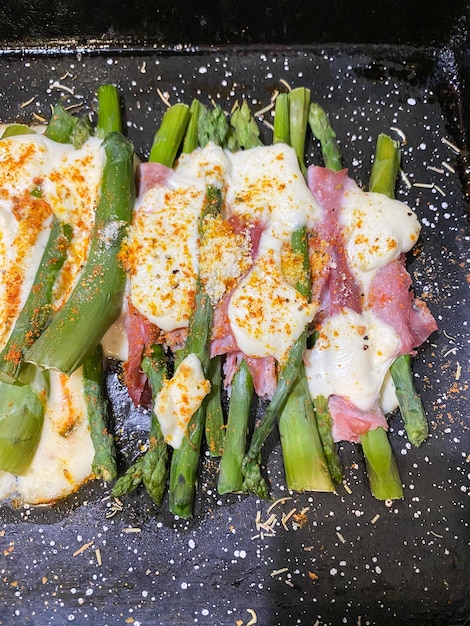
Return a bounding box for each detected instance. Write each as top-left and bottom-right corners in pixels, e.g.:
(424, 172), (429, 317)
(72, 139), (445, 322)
(0, 9), (469, 626)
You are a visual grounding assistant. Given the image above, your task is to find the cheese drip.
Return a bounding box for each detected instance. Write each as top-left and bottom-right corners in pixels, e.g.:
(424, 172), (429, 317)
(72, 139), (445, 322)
(226, 144), (321, 362)
(0, 133), (105, 351)
(305, 308), (401, 413)
(154, 353), (210, 449)
(126, 143), (230, 332)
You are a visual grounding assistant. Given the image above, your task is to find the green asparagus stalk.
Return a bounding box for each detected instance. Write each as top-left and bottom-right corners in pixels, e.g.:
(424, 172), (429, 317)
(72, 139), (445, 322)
(182, 99), (203, 154)
(83, 344), (117, 483)
(111, 456), (144, 497)
(45, 103), (93, 148)
(1, 124), (36, 139)
(312, 395), (343, 484)
(0, 219), (72, 383)
(25, 131), (135, 375)
(230, 101), (263, 149)
(369, 133), (428, 447)
(205, 355), (225, 458)
(369, 133), (400, 199)
(149, 103), (190, 166)
(217, 360), (253, 494)
(198, 104), (233, 149)
(278, 226), (335, 492)
(96, 84), (122, 137)
(0, 364), (48, 475)
(308, 103), (343, 172)
(360, 426), (403, 500)
(389, 355), (428, 447)
(140, 344), (169, 507)
(288, 87), (311, 175)
(168, 186), (222, 518)
(242, 329), (306, 497)
(273, 93), (290, 145)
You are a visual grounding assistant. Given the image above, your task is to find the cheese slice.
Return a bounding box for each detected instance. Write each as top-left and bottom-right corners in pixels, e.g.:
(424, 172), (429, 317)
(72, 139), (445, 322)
(305, 308), (401, 413)
(154, 353), (210, 449)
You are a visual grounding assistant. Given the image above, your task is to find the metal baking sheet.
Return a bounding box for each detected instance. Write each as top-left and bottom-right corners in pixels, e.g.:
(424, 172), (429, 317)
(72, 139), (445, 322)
(0, 44), (468, 626)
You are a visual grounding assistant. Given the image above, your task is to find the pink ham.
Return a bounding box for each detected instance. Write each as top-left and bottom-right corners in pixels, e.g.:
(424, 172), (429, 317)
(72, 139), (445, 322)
(136, 161), (173, 198)
(368, 257), (437, 354)
(223, 352), (278, 400)
(328, 395), (389, 443)
(123, 300), (160, 408)
(307, 166), (362, 315)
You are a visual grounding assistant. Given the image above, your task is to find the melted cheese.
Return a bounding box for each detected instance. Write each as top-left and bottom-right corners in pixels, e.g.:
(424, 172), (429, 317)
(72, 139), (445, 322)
(228, 243), (317, 362)
(341, 188), (421, 293)
(0, 133), (105, 351)
(305, 308), (401, 412)
(0, 368), (94, 505)
(127, 144), (229, 331)
(154, 353), (210, 449)
(226, 144), (321, 362)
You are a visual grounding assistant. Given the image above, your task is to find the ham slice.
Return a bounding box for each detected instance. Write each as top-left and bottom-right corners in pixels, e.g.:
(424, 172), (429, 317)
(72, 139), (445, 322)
(136, 161), (173, 198)
(123, 300), (159, 408)
(308, 166), (363, 315)
(307, 165), (437, 443)
(368, 257), (437, 354)
(328, 395), (389, 443)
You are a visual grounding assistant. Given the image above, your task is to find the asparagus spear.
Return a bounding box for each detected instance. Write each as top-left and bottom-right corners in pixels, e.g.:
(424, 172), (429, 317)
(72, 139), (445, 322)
(360, 426), (403, 500)
(278, 225), (335, 492)
(288, 87), (311, 175)
(273, 93), (290, 145)
(369, 133), (428, 447)
(242, 329), (307, 497)
(217, 359), (253, 494)
(168, 186), (222, 518)
(25, 131), (135, 375)
(1, 124), (36, 139)
(45, 103), (93, 148)
(96, 84), (122, 137)
(182, 99), (203, 154)
(308, 103), (343, 172)
(230, 100), (263, 149)
(0, 219), (72, 383)
(149, 103), (190, 166)
(83, 345), (117, 483)
(140, 344), (169, 507)
(0, 364), (48, 475)
(205, 355), (225, 458)
(111, 456), (145, 497)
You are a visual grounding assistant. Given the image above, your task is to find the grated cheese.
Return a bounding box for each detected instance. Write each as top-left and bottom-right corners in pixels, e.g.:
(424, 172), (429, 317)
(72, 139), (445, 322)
(73, 540), (94, 557)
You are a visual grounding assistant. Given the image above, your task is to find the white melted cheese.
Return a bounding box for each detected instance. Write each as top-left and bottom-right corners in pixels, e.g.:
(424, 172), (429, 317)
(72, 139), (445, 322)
(128, 143), (229, 332)
(305, 308), (401, 413)
(0, 133), (105, 350)
(225, 143), (321, 238)
(226, 144), (320, 362)
(154, 353), (210, 449)
(228, 242), (317, 362)
(0, 368), (94, 505)
(341, 187), (421, 293)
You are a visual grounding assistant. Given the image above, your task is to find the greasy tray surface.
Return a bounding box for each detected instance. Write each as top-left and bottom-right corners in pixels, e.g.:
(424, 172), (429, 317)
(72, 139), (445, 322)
(0, 46), (469, 626)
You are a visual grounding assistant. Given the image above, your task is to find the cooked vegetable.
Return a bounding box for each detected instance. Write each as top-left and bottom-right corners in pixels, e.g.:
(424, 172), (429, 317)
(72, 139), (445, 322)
(369, 133), (428, 448)
(83, 345), (117, 483)
(168, 186), (222, 518)
(217, 359), (253, 494)
(141, 344), (169, 507)
(205, 355), (225, 458)
(0, 218), (72, 383)
(25, 131), (135, 375)
(309, 102), (343, 172)
(149, 103), (190, 165)
(0, 365), (48, 475)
